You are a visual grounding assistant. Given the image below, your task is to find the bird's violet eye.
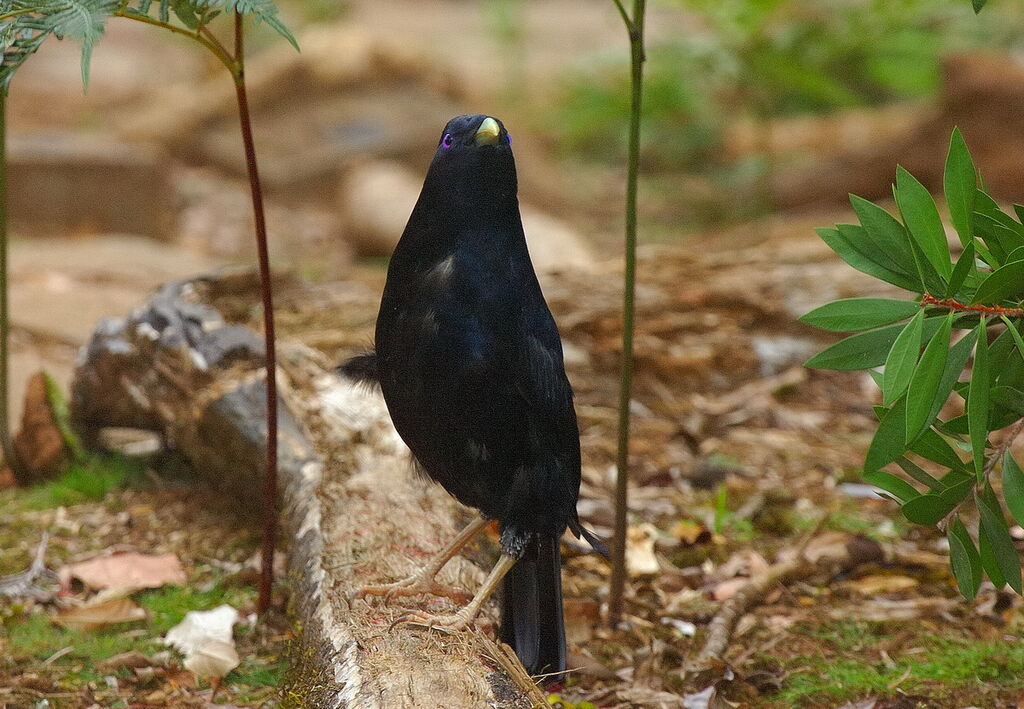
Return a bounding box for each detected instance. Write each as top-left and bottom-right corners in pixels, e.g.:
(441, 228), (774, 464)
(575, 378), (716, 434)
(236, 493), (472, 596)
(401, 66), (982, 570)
(506, 133), (512, 145)
(442, 134), (453, 149)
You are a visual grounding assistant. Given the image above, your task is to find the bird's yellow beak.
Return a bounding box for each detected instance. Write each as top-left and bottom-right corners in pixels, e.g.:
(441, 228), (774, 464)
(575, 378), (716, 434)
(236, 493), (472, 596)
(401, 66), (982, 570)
(475, 117), (501, 146)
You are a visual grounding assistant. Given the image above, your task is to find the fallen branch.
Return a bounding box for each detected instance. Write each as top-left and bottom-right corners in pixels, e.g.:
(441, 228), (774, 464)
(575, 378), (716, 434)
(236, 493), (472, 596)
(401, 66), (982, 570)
(686, 515), (834, 672)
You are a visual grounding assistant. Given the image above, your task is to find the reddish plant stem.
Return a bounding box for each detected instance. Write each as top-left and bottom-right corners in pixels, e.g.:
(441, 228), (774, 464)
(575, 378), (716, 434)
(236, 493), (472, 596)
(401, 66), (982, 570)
(921, 292), (1024, 317)
(232, 11), (278, 616)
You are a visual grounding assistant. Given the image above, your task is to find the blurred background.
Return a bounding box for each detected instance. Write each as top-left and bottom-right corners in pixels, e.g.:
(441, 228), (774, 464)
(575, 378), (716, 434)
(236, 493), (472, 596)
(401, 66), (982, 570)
(7, 0), (1024, 428)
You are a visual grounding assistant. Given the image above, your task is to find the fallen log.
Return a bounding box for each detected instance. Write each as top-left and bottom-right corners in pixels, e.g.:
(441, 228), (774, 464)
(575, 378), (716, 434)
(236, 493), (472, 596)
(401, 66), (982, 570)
(70, 271), (534, 707)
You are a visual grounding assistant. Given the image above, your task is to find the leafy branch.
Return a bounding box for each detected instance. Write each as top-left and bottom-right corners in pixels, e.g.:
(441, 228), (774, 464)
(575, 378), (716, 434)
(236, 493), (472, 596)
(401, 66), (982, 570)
(803, 127), (1024, 601)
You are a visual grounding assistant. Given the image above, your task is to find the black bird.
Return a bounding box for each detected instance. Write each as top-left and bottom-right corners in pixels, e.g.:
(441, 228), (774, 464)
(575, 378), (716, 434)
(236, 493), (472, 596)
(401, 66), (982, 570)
(341, 114), (605, 677)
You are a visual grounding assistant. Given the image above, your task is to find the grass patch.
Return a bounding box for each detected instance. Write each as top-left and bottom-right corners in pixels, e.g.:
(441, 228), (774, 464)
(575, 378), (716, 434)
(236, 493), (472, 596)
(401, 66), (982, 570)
(3, 580), (275, 690)
(776, 624), (1024, 705)
(11, 455), (145, 510)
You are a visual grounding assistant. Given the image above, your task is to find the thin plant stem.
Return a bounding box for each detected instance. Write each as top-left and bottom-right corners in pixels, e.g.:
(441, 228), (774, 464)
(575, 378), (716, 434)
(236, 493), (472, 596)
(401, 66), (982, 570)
(0, 90), (21, 481)
(0, 8), (35, 22)
(115, 10), (236, 73)
(608, 0), (646, 628)
(231, 11), (278, 616)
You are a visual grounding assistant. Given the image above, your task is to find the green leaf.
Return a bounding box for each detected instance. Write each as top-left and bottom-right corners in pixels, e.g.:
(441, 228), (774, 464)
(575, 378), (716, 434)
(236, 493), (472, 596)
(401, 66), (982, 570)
(906, 314), (952, 442)
(973, 260), (1024, 305)
(906, 231), (949, 296)
(223, 0), (298, 50)
(864, 470), (920, 502)
(977, 488), (1022, 593)
(946, 242), (976, 299)
(866, 398), (908, 471)
(948, 518), (982, 601)
(849, 195), (918, 276)
(868, 399), (909, 471)
(882, 310), (923, 405)
(944, 128), (977, 246)
(902, 492), (955, 525)
(926, 324), (979, 427)
(968, 319), (990, 479)
(1, 0), (119, 91)
(170, 0), (200, 28)
(1006, 246), (1024, 265)
(0, 15), (53, 93)
(806, 316), (944, 371)
(972, 0), (987, 13)
(991, 387), (1024, 417)
(800, 298), (920, 333)
(1003, 453), (1024, 528)
(1001, 316), (1024, 364)
(816, 227), (921, 293)
(896, 165), (952, 278)
(979, 524), (1007, 589)
(911, 429), (968, 472)
(895, 456), (944, 492)
(52, 0), (120, 89)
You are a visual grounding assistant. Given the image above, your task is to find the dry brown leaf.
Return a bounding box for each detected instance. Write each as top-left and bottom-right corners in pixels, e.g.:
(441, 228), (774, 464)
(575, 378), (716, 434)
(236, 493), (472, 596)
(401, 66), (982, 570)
(670, 519), (711, 545)
(60, 552), (186, 592)
(56, 597), (146, 630)
(626, 523), (661, 577)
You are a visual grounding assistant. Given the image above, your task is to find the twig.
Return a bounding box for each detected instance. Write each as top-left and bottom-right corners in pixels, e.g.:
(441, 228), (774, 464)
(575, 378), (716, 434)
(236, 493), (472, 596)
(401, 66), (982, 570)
(688, 514), (829, 668)
(476, 631), (549, 708)
(114, 10), (235, 73)
(921, 293), (1024, 318)
(984, 418), (1024, 478)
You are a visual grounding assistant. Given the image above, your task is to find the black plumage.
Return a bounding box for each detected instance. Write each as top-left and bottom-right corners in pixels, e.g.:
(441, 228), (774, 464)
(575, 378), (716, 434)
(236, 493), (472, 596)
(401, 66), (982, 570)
(343, 114), (604, 677)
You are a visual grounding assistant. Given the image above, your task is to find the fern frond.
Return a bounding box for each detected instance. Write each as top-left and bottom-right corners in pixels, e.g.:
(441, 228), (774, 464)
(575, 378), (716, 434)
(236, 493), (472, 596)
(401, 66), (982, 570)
(221, 0), (295, 50)
(1, 14), (52, 92)
(1, 0), (118, 91)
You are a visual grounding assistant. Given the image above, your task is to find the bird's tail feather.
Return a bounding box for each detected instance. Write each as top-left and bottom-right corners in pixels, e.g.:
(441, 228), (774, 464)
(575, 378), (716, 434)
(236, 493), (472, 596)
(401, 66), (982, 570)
(499, 536), (565, 679)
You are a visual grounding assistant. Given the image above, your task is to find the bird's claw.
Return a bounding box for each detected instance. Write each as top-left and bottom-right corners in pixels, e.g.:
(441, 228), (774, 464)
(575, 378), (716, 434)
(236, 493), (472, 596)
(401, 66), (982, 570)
(389, 609), (477, 634)
(354, 577), (472, 605)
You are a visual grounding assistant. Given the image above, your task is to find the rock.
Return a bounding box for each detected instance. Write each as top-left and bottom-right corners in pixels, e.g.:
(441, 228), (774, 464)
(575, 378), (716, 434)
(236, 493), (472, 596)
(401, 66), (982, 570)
(339, 159), (596, 277)
(8, 134), (174, 239)
(12, 372), (68, 483)
(70, 272), (313, 509)
(338, 161), (421, 256)
(97, 428), (163, 458)
(9, 235), (223, 345)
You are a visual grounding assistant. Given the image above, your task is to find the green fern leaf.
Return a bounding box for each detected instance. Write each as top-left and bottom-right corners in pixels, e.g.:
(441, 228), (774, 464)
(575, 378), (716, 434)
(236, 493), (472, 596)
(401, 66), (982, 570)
(222, 0), (296, 49)
(1, 0), (118, 91)
(1, 14), (52, 93)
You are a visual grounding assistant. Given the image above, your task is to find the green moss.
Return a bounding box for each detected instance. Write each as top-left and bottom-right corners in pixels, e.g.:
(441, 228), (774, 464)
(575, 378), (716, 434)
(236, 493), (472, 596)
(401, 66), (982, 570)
(775, 626), (1024, 705)
(11, 454), (144, 510)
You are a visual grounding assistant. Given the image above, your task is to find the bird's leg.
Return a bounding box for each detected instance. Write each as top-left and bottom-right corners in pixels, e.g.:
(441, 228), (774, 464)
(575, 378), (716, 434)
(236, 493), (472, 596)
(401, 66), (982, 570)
(392, 553), (518, 632)
(354, 515), (491, 603)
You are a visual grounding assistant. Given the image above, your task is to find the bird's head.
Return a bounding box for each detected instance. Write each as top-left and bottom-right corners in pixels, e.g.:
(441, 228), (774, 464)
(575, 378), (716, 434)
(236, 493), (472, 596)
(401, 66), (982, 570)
(424, 114), (518, 207)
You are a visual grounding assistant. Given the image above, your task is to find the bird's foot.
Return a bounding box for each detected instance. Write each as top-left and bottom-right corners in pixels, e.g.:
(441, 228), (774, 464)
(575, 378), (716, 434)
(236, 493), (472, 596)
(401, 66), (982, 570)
(353, 576), (472, 605)
(389, 606), (480, 634)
